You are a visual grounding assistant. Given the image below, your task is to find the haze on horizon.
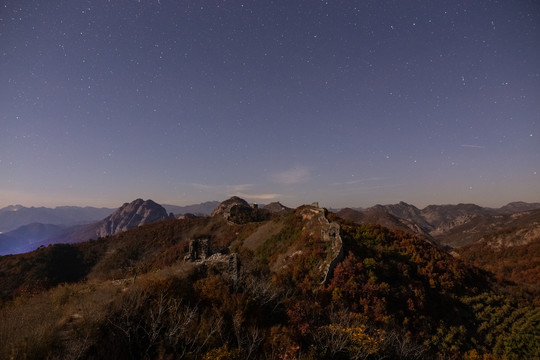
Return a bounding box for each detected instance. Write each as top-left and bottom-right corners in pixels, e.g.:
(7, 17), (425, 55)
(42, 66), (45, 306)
(1, 1), (539, 210)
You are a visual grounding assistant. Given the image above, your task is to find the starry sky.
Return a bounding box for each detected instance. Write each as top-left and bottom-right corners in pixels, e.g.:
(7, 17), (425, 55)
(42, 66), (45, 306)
(1, 0), (539, 209)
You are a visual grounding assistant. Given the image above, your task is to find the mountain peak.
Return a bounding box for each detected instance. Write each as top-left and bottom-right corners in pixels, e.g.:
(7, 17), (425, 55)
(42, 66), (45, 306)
(96, 198), (170, 237)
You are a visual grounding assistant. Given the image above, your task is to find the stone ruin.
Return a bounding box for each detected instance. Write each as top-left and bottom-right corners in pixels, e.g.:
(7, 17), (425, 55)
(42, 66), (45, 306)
(184, 238), (239, 281)
(184, 238), (211, 261)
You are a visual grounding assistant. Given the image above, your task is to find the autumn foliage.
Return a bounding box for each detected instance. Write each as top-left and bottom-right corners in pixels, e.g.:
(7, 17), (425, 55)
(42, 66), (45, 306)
(0, 209), (538, 359)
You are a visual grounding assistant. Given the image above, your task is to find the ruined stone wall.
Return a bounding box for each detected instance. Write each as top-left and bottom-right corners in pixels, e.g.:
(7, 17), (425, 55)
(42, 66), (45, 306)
(321, 222), (345, 284)
(322, 236), (345, 284)
(184, 238), (239, 281)
(315, 209), (345, 284)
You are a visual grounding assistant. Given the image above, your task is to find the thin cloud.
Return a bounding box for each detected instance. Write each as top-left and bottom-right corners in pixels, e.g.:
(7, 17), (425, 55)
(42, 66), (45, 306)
(330, 176), (390, 186)
(228, 184), (254, 193)
(231, 192), (281, 201)
(191, 183), (254, 192)
(273, 167), (310, 185)
(460, 144), (486, 149)
(190, 183), (215, 191)
(190, 183), (281, 201)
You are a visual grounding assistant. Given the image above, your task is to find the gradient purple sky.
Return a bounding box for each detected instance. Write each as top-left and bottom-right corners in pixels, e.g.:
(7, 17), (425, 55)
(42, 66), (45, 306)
(1, 0), (539, 209)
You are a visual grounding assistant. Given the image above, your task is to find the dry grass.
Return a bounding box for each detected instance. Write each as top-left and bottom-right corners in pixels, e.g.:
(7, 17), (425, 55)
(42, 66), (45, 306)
(243, 221), (284, 251)
(0, 291), (63, 358)
(0, 280), (121, 359)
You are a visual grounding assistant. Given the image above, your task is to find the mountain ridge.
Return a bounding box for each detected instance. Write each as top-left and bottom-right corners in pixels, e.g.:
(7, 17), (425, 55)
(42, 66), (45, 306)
(354, 201), (540, 247)
(162, 201), (219, 216)
(0, 196), (538, 359)
(2, 199), (539, 255)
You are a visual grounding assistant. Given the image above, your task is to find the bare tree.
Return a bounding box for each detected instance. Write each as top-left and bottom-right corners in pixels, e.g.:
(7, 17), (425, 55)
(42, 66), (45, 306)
(142, 292), (169, 356)
(238, 267), (282, 309)
(312, 322), (350, 357)
(384, 330), (427, 360)
(107, 289), (147, 359)
(167, 299), (223, 358)
(108, 289), (224, 359)
(233, 310), (264, 359)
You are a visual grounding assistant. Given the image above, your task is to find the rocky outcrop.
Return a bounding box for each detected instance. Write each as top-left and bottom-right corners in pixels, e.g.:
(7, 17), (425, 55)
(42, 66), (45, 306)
(212, 196), (269, 224)
(211, 196), (251, 219)
(95, 199), (170, 237)
(211, 196), (251, 221)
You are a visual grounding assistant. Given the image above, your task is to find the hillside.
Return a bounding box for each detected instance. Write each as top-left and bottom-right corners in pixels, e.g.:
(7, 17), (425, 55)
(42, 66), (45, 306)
(435, 209), (540, 248)
(453, 209), (540, 302)
(0, 198), (538, 359)
(458, 237), (540, 304)
(336, 207), (431, 238)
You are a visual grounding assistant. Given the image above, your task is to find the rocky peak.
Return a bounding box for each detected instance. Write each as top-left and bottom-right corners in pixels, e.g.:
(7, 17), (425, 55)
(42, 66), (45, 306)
(96, 199), (170, 237)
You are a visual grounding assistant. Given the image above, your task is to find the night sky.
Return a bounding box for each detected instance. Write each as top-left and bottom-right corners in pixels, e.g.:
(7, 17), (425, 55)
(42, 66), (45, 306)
(1, 1), (539, 209)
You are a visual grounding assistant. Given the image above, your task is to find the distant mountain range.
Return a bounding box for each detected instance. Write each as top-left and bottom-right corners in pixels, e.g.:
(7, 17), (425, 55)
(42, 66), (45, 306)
(0, 223), (69, 255)
(338, 201), (540, 247)
(162, 201), (220, 217)
(0, 200), (220, 255)
(49, 198), (173, 247)
(1, 199), (539, 256)
(0, 205), (115, 234)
